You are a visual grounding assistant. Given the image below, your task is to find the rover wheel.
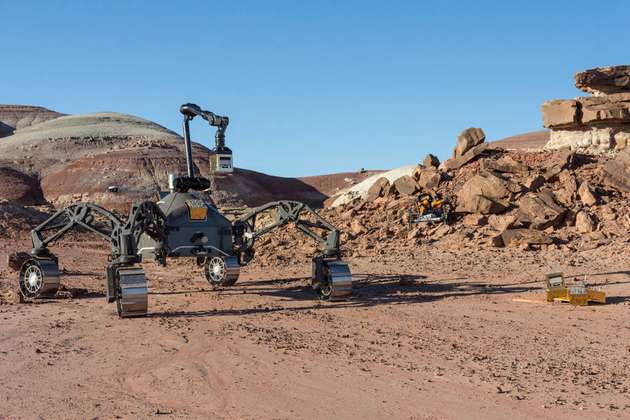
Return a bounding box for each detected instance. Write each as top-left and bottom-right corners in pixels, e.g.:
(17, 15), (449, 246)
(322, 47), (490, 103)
(204, 255), (240, 288)
(115, 266), (148, 318)
(312, 259), (353, 301)
(18, 258), (60, 299)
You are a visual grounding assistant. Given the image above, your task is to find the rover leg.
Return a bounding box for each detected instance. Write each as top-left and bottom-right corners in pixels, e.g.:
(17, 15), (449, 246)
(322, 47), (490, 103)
(204, 255), (240, 288)
(18, 257), (60, 299)
(312, 257), (353, 301)
(114, 266), (148, 318)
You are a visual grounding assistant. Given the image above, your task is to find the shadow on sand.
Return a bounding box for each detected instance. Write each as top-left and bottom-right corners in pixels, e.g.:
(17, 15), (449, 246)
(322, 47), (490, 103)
(147, 272), (543, 319)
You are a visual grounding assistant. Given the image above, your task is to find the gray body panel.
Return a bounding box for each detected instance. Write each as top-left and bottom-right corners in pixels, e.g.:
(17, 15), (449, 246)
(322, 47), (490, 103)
(138, 191), (233, 260)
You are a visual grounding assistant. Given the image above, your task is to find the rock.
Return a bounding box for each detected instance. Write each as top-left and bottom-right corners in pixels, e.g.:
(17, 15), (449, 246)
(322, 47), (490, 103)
(575, 65), (630, 96)
(457, 195), (508, 215)
(554, 172), (577, 207)
(358, 236), (372, 250)
(542, 150), (574, 181)
(431, 224), (452, 239)
(599, 204), (616, 222)
(407, 227), (421, 240)
(7, 252), (32, 271)
(602, 149), (630, 192)
(386, 196), (413, 210)
(422, 154), (440, 168)
(541, 99), (580, 129)
(442, 143), (490, 171)
(340, 209), (356, 220)
(516, 189), (567, 230)
(366, 177), (390, 201)
(456, 171), (511, 214)
(453, 127), (485, 159)
(458, 171), (511, 200)
(490, 234), (505, 247)
(462, 214), (488, 227)
(416, 169), (441, 191)
(411, 165), (422, 181)
(575, 211), (595, 233)
(578, 181), (598, 206)
(350, 219), (368, 235)
(487, 214), (517, 232)
(524, 174), (545, 192)
(393, 175), (418, 196)
(500, 229), (553, 248)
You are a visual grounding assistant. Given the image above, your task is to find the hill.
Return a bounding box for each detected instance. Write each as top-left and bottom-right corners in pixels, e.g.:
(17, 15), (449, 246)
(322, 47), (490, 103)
(0, 105), (64, 138)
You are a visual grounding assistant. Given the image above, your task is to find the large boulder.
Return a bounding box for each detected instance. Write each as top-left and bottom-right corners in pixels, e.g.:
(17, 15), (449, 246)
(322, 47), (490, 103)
(499, 228), (553, 248)
(416, 169), (441, 191)
(456, 171), (510, 214)
(453, 127), (485, 158)
(575, 65), (630, 96)
(392, 175), (418, 196)
(602, 149), (630, 192)
(578, 181), (598, 206)
(575, 211), (596, 233)
(542, 149), (574, 181)
(442, 143), (489, 171)
(516, 189), (567, 230)
(365, 177), (390, 201)
(554, 172), (577, 207)
(422, 154), (440, 168)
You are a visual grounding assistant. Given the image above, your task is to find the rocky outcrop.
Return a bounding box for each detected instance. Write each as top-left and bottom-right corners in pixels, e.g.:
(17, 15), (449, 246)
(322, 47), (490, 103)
(542, 66), (630, 152)
(453, 127), (485, 158)
(575, 66), (630, 96)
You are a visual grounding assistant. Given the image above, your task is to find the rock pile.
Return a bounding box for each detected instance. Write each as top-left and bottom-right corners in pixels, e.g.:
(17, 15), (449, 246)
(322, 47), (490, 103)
(249, 130), (630, 267)
(542, 66), (630, 153)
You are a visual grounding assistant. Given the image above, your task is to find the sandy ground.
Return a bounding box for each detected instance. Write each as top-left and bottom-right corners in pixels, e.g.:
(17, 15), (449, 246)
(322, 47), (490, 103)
(1, 236), (629, 420)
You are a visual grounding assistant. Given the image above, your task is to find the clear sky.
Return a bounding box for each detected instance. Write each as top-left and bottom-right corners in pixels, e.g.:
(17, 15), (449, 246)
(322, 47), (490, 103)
(2, 1), (629, 177)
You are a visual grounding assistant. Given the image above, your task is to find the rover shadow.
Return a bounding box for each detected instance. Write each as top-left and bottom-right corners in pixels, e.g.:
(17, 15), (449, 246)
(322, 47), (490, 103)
(149, 272), (542, 318)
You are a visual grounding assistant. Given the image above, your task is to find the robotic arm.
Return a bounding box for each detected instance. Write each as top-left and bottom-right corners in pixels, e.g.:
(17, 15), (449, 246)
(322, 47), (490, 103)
(179, 103), (232, 178)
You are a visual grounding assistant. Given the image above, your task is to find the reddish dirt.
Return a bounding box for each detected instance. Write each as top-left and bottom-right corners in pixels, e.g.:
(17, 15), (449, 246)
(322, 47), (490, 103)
(1, 227), (629, 419)
(0, 167), (45, 205)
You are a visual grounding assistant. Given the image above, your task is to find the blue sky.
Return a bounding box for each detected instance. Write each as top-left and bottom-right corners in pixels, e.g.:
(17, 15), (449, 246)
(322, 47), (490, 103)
(2, 1), (629, 177)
